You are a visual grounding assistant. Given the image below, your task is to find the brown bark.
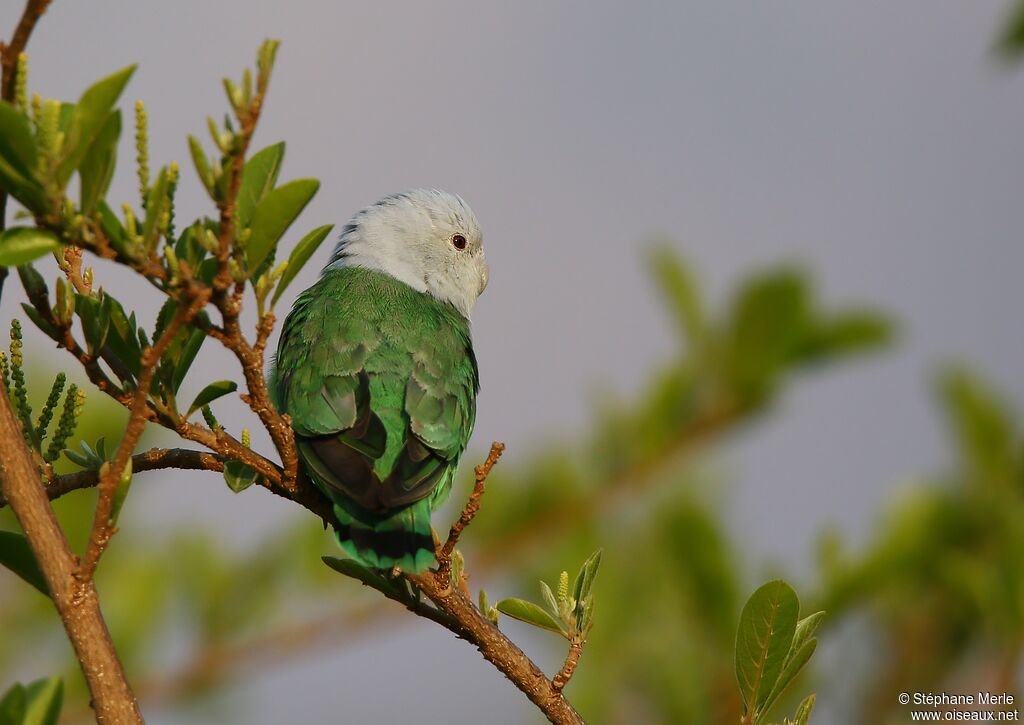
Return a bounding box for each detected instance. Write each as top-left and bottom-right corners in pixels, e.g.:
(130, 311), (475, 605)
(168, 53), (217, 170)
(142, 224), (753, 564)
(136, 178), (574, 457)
(0, 392), (143, 724)
(409, 569), (585, 725)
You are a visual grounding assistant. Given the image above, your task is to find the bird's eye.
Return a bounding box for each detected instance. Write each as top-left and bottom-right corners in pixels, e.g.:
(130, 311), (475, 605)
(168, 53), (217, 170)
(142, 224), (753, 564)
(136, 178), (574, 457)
(451, 234), (467, 251)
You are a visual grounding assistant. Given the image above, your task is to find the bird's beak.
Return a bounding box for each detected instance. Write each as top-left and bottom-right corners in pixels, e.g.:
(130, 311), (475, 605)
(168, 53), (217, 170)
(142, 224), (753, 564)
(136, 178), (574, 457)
(478, 255), (490, 296)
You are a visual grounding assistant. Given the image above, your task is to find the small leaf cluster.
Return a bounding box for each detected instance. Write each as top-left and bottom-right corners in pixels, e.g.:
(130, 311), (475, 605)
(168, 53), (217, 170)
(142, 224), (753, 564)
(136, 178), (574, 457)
(495, 550), (602, 643)
(734, 580), (822, 725)
(0, 319), (83, 467)
(0, 43), (337, 514)
(0, 677), (62, 725)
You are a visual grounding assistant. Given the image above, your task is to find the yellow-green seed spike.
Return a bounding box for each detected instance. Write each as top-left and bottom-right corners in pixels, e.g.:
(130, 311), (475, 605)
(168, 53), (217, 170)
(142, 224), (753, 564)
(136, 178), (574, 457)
(134, 100), (150, 208)
(165, 160), (179, 239)
(37, 99), (60, 172)
(30, 92), (41, 125)
(558, 570), (569, 604)
(45, 383), (82, 463)
(164, 246), (180, 286)
(241, 428), (251, 447)
(35, 372), (67, 439)
(14, 52), (28, 113)
(201, 405), (220, 431)
(8, 324), (34, 447)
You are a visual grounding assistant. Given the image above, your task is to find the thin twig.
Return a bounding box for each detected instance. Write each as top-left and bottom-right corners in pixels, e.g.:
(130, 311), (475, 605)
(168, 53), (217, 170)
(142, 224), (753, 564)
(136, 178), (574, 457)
(552, 638), (584, 692)
(78, 286), (211, 582)
(436, 442), (504, 587)
(0, 447), (224, 507)
(0, 0), (50, 99)
(394, 441), (584, 724)
(0, 0), (53, 304)
(406, 568), (585, 725)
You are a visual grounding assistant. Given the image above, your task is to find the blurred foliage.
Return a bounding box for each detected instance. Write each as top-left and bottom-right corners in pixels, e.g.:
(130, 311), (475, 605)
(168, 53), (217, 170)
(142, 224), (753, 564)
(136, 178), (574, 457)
(0, 676), (62, 725)
(1, 9), (1022, 725)
(997, 0), (1024, 60)
(2, 247), (896, 723)
(816, 368), (1024, 724)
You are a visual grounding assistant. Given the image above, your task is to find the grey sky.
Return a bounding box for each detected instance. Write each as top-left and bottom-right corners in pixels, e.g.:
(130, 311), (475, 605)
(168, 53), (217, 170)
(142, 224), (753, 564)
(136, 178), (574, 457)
(2, 1), (1023, 722)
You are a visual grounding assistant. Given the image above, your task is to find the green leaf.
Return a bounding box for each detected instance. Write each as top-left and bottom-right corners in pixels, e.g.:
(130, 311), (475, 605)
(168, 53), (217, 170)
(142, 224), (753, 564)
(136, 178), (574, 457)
(0, 228), (62, 267)
(996, 0), (1024, 60)
(271, 223), (334, 306)
(78, 110), (121, 214)
(793, 694), (816, 725)
(734, 579), (800, 717)
(187, 135), (214, 196)
(728, 270), (809, 398)
(758, 638), (817, 724)
(63, 448), (94, 469)
(98, 201), (127, 254)
(172, 329), (206, 394)
(107, 459), (133, 528)
(223, 460), (258, 493)
(0, 103), (48, 215)
(0, 530), (49, 596)
(0, 682), (27, 725)
(322, 555), (403, 600)
(790, 611), (824, 656)
(799, 311), (892, 361)
(20, 304), (58, 341)
(495, 598), (566, 635)
(572, 548), (603, 625)
(940, 368), (1015, 480)
(74, 294), (109, 352)
(58, 65), (136, 185)
(22, 677), (63, 725)
(101, 295), (141, 378)
(540, 580), (560, 619)
(649, 247), (704, 346)
(245, 178), (319, 272)
(187, 380), (237, 417)
(0, 102), (37, 172)
(236, 142), (285, 228)
(140, 167), (168, 250)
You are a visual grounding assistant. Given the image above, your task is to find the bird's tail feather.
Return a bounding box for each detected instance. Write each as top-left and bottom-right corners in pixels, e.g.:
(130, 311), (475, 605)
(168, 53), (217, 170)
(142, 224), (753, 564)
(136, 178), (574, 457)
(333, 498), (437, 573)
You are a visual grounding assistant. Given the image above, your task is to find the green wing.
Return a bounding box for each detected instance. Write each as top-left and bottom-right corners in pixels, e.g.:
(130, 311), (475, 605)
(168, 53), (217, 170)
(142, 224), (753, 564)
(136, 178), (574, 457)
(272, 267), (478, 517)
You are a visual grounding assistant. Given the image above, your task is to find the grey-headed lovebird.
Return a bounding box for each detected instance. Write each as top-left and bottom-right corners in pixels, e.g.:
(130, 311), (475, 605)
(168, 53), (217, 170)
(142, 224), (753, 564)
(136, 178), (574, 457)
(269, 189), (488, 573)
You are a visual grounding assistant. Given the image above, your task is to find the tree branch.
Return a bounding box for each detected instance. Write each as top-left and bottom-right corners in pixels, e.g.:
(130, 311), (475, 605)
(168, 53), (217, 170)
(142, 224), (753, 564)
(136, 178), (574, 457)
(0, 382), (143, 723)
(402, 442), (584, 725)
(78, 286), (211, 581)
(0, 2), (141, 721)
(0, 0), (53, 302)
(552, 638), (584, 692)
(0, 447), (225, 508)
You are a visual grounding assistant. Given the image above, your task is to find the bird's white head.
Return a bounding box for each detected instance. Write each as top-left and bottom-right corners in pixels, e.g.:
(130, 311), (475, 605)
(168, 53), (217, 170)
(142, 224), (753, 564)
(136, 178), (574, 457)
(324, 189), (488, 318)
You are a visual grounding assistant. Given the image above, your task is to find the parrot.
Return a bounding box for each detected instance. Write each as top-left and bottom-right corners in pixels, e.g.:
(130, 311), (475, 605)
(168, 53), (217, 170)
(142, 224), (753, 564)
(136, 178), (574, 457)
(269, 189), (488, 574)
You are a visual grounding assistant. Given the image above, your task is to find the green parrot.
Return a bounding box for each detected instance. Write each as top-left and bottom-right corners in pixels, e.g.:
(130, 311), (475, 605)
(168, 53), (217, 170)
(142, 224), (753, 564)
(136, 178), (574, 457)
(269, 189), (488, 574)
